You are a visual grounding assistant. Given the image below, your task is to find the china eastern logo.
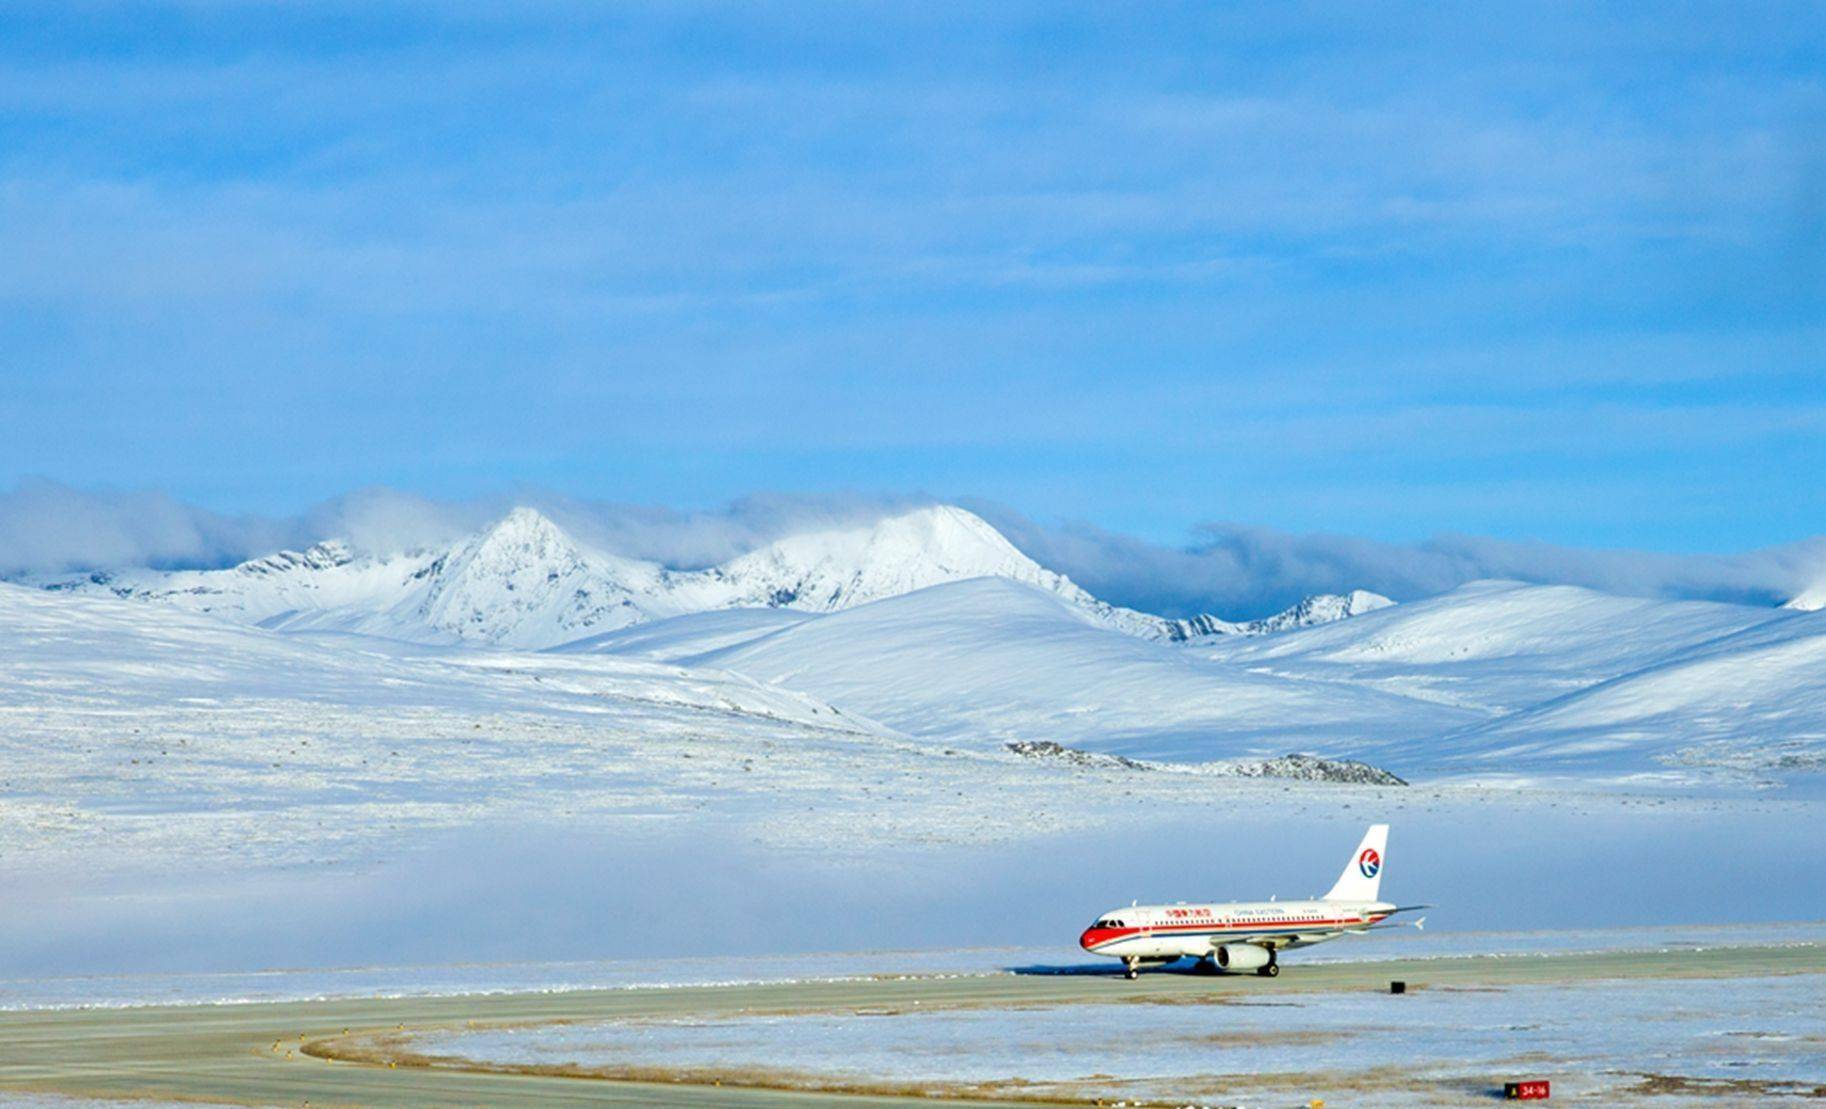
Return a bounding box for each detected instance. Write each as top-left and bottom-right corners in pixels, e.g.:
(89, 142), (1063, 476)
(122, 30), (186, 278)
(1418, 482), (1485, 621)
(1358, 847), (1381, 878)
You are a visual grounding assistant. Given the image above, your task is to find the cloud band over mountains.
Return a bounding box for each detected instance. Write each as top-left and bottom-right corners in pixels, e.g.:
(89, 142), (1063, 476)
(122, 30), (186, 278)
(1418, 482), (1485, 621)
(2, 479), (1820, 617)
(973, 507), (1826, 615)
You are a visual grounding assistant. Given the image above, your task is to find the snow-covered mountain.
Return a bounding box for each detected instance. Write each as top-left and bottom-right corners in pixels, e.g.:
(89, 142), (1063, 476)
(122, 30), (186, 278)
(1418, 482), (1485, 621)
(690, 577), (1474, 761)
(680, 575), (1826, 776)
(704, 504), (1080, 610)
(394, 508), (673, 646)
(31, 504), (1384, 650)
(1192, 579), (1779, 715)
(1785, 581), (1826, 612)
(14, 531), (1826, 786)
(1176, 578), (1826, 776)
(39, 507), (677, 649)
(1150, 588), (1394, 640)
(1421, 609), (1826, 775)
(1239, 588), (1395, 632)
(49, 503), (1826, 781)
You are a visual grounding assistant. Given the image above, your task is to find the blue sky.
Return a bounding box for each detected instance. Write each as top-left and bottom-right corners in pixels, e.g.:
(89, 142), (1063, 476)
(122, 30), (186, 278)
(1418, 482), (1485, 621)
(3, 2), (1823, 552)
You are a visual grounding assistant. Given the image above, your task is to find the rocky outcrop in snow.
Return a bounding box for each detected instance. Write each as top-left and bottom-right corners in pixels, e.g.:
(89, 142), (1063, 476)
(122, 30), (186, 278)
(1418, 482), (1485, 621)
(1004, 740), (1153, 771)
(1005, 740), (1405, 785)
(1211, 752), (1407, 786)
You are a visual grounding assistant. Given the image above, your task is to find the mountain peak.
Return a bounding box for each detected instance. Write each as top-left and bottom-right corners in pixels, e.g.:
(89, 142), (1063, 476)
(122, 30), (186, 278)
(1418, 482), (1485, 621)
(883, 503), (1014, 544)
(715, 504), (1079, 612)
(235, 538), (356, 576)
(472, 506), (575, 554)
(1149, 589), (1396, 641)
(444, 507), (588, 582)
(764, 504), (1018, 557)
(27, 500), (1392, 651)
(1784, 582), (1826, 613)
(412, 508), (654, 646)
(1241, 590), (1395, 634)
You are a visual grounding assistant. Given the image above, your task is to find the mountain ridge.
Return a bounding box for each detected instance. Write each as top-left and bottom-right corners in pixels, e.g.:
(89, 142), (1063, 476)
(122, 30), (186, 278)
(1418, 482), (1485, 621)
(27, 504), (1391, 650)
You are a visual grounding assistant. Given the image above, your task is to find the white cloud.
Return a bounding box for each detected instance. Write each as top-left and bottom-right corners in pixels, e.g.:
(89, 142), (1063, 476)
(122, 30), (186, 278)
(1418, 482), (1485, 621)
(0, 479), (299, 577)
(978, 504), (1826, 616)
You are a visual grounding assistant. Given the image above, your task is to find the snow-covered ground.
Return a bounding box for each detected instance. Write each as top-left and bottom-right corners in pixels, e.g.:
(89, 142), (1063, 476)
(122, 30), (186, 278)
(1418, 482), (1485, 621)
(0, 580), (919, 871)
(560, 607), (815, 662)
(406, 972), (1826, 1105)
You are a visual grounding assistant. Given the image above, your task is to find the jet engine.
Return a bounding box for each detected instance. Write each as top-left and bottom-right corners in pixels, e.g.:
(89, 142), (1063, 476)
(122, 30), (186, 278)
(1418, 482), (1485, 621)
(1213, 943), (1272, 970)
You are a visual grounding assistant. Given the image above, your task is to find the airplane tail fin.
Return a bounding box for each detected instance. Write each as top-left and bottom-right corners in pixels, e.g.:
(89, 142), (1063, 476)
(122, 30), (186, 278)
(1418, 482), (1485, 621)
(1322, 823), (1389, 902)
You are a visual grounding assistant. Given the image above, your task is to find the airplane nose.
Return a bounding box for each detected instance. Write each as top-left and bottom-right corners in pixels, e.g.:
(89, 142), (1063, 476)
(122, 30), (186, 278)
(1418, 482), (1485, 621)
(1078, 928), (1097, 951)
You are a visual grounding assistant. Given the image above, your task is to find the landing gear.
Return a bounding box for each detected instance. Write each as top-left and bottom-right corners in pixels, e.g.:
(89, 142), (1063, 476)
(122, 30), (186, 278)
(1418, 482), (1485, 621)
(1123, 957), (1139, 980)
(1256, 951), (1280, 978)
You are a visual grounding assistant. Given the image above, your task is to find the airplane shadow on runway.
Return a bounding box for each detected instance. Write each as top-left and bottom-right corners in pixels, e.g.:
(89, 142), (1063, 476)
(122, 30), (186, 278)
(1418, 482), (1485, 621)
(1007, 957), (1224, 977)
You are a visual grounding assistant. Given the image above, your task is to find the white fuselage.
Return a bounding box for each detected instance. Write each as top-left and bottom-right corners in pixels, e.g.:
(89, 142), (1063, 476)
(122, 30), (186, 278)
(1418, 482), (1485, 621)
(1079, 899), (1394, 962)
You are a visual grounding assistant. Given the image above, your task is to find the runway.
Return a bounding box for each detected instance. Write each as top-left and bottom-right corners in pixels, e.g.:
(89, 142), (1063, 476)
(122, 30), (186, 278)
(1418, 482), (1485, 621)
(1, 942), (1822, 1106)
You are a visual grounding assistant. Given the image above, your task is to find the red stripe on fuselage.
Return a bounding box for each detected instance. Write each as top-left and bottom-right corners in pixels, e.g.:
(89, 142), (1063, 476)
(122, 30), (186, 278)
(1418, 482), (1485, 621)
(1079, 913), (1388, 953)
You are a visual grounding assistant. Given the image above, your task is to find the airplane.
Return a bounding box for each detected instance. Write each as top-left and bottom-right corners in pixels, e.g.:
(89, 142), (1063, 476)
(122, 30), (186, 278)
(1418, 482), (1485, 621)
(1077, 823), (1428, 978)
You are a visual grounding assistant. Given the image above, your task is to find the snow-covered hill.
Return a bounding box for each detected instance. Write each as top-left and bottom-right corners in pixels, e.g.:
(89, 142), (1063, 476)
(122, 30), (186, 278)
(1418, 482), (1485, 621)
(670, 574), (1825, 778)
(1151, 588), (1394, 640)
(1170, 578), (1826, 777)
(1413, 605), (1826, 775)
(0, 578), (855, 731)
(692, 577), (1476, 761)
(1192, 579), (1780, 714)
(559, 608), (816, 662)
(30, 505), (1382, 649)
